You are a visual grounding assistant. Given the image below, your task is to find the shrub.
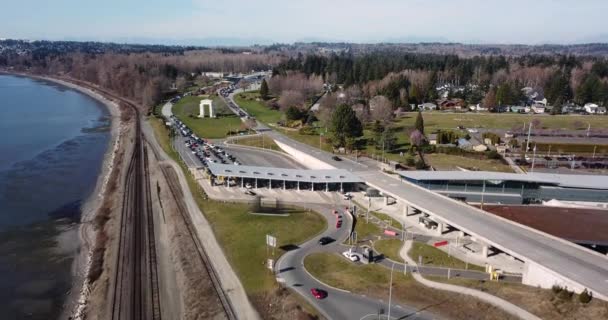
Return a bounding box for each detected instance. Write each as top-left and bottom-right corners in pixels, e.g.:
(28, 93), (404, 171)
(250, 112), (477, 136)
(405, 156), (416, 167)
(486, 150), (501, 160)
(298, 126), (317, 135)
(557, 287), (573, 301)
(415, 159), (427, 170)
(579, 289), (592, 304)
(551, 284), (563, 294)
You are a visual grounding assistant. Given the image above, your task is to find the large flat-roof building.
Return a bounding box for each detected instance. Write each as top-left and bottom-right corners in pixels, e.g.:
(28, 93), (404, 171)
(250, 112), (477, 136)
(205, 163), (363, 192)
(399, 171), (608, 205)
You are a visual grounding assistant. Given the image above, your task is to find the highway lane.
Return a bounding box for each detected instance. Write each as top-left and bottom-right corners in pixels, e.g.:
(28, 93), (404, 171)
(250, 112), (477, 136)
(222, 143), (306, 169)
(261, 127), (608, 298)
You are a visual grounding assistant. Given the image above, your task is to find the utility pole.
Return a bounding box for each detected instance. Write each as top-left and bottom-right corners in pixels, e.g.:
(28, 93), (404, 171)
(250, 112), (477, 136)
(531, 144), (537, 172)
(387, 262), (395, 320)
(480, 179), (486, 210)
(525, 121), (533, 154)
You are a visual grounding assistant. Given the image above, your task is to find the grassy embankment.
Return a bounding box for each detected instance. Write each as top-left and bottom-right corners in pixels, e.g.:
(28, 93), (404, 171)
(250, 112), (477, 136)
(229, 134), (283, 152)
(173, 95), (243, 139)
(234, 91), (283, 124)
(409, 241), (485, 272)
(304, 252), (516, 320)
(149, 116), (327, 317)
(424, 153), (513, 172)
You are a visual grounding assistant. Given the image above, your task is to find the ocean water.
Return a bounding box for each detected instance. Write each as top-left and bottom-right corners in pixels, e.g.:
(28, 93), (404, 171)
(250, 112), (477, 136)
(0, 75), (111, 319)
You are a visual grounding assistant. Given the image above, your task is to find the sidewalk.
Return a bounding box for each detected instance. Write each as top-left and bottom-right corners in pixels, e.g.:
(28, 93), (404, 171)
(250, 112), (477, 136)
(399, 241), (541, 320)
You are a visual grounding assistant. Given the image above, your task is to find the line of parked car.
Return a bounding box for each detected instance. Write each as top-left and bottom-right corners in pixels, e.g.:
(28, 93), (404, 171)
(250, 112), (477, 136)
(170, 115), (241, 168)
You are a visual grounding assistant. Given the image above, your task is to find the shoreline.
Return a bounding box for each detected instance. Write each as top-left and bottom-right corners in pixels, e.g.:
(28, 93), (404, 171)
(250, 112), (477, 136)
(3, 72), (124, 319)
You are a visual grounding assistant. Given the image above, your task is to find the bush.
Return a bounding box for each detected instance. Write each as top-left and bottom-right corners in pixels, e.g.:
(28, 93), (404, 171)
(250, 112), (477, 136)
(405, 156), (416, 167)
(486, 150), (501, 160)
(415, 159), (427, 170)
(298, 126), (317, 135)
(557, 287), (573, 301)
(551, 284), (563, 294)
(579, 289), (592, 304)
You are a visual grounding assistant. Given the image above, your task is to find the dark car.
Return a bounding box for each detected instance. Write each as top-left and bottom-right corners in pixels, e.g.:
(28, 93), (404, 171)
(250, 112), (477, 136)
(318, 236), (334, 245)
(332, 156), (342, 161)
(310, 288), (327, 299)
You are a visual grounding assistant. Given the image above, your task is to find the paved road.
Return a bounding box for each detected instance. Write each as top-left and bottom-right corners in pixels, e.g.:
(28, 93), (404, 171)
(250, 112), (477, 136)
(276, 201), (433, 320)
(248, 114), (608, 299)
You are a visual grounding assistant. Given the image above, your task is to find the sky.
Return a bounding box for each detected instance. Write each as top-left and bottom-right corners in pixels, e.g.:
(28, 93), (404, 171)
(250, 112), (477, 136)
(2, 0), (608, 45)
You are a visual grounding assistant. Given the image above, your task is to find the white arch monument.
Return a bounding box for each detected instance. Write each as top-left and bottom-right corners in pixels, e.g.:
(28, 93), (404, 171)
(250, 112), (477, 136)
(199, 99), (215, 118)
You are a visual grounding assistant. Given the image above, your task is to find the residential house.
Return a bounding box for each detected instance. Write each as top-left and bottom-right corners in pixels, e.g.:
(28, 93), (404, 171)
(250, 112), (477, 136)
(469, 104), (488, 112)
(428, 134), (438, 145)
(418, 102), (438, 111)
(509, 106), (526, 113)
(473, 144), (488, 152)
(584, 103), (599, 114)
(531, 104), (546, 114)
(437, 98), (465, 111)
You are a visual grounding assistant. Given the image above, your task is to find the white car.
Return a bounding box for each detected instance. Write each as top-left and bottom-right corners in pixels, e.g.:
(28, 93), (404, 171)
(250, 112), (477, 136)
(245, 183), (252, 189)
(342, 193), (352, 200)
(342, 251), (360, 262)
(466, 128), (479, 133)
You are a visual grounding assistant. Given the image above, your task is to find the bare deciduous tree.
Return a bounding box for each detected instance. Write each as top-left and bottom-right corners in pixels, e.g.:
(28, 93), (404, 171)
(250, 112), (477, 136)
(278, 90), (306, 111)
(369, 95), (394, 124)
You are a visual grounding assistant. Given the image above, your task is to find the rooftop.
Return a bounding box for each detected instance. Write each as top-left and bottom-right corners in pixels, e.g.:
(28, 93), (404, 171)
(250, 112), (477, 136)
(483, 205), (608, 246)
(206, 163), (363, 184)
(399, 171), (608, 190)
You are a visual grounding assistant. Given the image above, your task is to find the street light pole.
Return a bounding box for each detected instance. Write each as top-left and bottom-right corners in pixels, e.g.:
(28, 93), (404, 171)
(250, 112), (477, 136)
(388, 262), (395, 320)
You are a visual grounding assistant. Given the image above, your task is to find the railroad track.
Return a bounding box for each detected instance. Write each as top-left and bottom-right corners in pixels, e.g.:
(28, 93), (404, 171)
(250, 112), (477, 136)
(61, 77), (234, 319)
(60, 78), (163, 320)
(157, 162), (237, 320)
(109, 103), (162, 320)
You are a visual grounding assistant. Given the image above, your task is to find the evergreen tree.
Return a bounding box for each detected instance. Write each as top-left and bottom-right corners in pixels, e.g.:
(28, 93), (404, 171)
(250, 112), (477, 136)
(329, 104), (363, 148)
(260, 79), (269, 100)
(414, 111), (425, 134)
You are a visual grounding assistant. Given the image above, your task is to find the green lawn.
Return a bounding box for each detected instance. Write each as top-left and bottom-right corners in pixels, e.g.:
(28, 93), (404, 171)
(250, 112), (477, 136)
(234, 91), (283, 124)
(352, 217), (382, 242)
(374, 239), (404, 262)
(371, 211), (403, 230)
(396, 112), (608, 131)
(230, 134), (283, 152)
(278, 127), (335, 153)
(425, 153), (514, 172)
(148, 117), (180, 161)
(303, 253), (514, 320)
(202, 202), (326, 293)
(409, 241), (485, 271)
(173, 95), (243, 138)
(305, 252), (411, 291)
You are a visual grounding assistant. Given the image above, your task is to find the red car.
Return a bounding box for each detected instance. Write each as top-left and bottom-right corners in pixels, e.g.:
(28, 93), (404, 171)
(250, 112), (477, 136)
(310, 288), (327, 299)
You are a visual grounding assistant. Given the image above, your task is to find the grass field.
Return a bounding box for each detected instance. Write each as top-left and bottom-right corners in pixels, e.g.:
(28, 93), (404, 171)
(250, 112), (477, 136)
(409, 241), (485, 271)
(173, 95), (243, 138)
(374, 239), (404, 262)
(304, 252), (516, 320)
(397, 112), (608, 131)
(433, 277), (608, 320)
(201, 203), (326, 293)
(371, 211), (404, 230)
(230, 134), (283, 152)
(425, 153), (514, 172)
(234, 91), (283, 124)
(352, 217), (382, 241)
